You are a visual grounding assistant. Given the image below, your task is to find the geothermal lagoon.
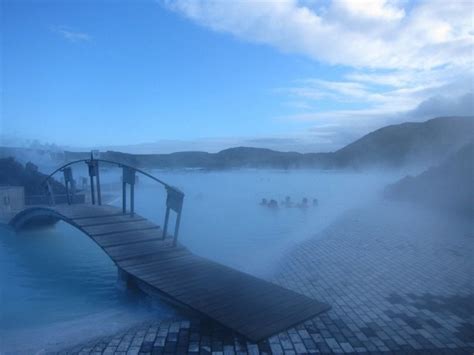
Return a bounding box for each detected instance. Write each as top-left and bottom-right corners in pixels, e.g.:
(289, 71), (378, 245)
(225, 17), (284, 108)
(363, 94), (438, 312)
(0, 169), (403, 352)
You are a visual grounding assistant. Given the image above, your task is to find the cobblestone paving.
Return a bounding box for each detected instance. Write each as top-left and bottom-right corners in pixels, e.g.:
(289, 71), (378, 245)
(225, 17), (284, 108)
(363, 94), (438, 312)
(59, 202), (473, 354)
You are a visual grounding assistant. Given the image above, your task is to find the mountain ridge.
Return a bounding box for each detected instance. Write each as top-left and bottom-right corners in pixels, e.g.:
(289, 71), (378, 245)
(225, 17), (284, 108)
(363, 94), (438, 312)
(1, 116), (473, 170)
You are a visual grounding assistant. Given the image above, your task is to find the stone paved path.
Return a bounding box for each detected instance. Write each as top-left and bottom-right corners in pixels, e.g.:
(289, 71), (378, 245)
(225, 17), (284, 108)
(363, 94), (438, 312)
(57, 202), (474, 354)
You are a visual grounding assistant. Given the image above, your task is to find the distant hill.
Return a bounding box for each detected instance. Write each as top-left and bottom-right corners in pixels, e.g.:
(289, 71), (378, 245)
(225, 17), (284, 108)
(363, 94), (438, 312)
(65, 116), (472, 169)
(385, 141), (474, 216)
(331, 116), (474, 168)
(3, 116), (473, 170)
(63, 147), (331, 169)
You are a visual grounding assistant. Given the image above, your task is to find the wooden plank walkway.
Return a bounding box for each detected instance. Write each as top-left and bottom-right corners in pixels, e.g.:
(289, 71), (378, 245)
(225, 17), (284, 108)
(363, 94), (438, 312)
(8, 204), (330, 342)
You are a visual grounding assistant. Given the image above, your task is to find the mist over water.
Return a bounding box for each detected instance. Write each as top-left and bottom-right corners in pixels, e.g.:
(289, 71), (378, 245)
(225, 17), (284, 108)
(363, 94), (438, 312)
(0, 168), (409, 353)
(106, 169), (406, 274)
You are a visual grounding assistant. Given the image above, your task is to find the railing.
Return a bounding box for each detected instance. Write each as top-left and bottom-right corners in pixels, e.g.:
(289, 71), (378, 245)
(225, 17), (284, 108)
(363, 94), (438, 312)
(41, 154), (185, 246)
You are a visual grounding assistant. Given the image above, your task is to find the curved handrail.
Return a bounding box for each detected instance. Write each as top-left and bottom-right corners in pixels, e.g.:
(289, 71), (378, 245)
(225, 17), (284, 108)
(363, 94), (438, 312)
(39, 157), (185, 246)
(41, 158), (182, 194)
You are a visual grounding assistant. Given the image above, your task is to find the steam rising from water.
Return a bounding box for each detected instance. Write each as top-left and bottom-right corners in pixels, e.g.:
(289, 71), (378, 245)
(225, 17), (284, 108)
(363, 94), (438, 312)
(113, 169), (406, 275)
(0, 168), (411, 352)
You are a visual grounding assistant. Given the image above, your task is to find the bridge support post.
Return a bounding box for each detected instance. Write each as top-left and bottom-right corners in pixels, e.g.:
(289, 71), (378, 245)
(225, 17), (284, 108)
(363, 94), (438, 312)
(162, 206), (170, 240)
(122, 167), (136, 216)
(63, 167), (75, 205)
(130, 182), (135, 216)
(117, 268), (133, 291)
(173, 210), (182, 247)
(95, 162), (102, 206)
(65, 180), (70, 205)
(163, 187), (184, 245)
(46, 181), (55, 205)
(90, 175), (95, 204)
(122, 182), (127, 214)
(86, 154), (101, 205)
(87, 161), (96, 205)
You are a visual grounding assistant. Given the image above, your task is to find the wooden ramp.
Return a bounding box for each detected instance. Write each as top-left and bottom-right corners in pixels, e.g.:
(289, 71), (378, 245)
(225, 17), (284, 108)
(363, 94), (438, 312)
(9, 204), (330, 342)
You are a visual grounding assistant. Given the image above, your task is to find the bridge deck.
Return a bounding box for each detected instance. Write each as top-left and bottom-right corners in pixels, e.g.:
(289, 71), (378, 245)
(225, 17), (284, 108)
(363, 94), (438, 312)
(9, 204), (330, 342)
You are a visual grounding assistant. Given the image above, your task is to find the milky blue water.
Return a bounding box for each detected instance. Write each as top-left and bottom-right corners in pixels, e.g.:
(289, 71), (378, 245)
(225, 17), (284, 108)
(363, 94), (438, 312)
(133, 169), (402, 274)
(0, 169), (403, 352)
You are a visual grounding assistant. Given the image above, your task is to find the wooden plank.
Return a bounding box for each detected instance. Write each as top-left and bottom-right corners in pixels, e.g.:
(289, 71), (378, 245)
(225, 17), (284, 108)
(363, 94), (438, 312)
(124, 254), (198, 276)
(136, 258), (216, 288)
(140, 259), (292, 312)
(73, 214), (145, 227)
(104, 240), (166, 260)
(131, 260), (206, 285)
(172, 272), (270, 308)
(167, 270), (241, 299)
(116, 248), (186, 268)
(227, 286), (319, 326)
(140, 263), (237, 304)
(241, 299), (328, 339)
(56, 205), (123, 219)
(134, 257), (330, 341)
(105, 239), (182, 262)
(92, 229), (163, 248)
(141, 258), (232, 290)
(135, 257), (285, 315)
(140, 254), (211, 273)
(151, 264), (277, 313)
(176, 275), (326, 341)
(146, 272), (244, 305)
(165, 261), (263, 299)
(82, 220), (159, 236)
(238, 301), (328, 341)
(131, 259), (208, 286)
(119, 251), (190, 274)
(210, 285), (314, 325)
(103, 236), (160, 249)
(127, 252), (203, 273)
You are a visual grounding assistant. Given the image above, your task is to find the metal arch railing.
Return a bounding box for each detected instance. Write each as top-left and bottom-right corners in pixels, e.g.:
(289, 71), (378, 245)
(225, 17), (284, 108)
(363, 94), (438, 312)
(41, 154), (185, 246)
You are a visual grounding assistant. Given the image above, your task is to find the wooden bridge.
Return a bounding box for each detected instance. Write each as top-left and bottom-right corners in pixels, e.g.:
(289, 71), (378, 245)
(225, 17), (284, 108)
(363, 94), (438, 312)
(6, 155), (330, 342)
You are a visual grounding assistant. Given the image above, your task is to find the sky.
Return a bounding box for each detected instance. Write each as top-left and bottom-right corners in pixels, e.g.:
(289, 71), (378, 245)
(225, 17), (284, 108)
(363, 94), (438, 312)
(1, 0), (473, 153)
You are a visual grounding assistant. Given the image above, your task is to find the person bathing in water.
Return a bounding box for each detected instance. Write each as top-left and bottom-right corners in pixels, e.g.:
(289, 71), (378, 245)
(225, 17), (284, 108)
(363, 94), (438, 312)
(268, 199), (279, 208)
(297, 197), (309, 208)
(259, 198), (278, 208)
(282, 196), (292, 207)
(260, 196), (317, 208)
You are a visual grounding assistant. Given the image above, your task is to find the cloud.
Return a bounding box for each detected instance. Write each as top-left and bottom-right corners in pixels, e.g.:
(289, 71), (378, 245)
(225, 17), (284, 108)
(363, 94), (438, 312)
(331, 0), (405, 22)
(161, 0), (473, 149)
(162, 0), (472, 112)
(282, 66), (473, 112)
(162, 0), (473, 70)
(278, 91), (473, 150)
(53, 26), (91, 42)
(281, 65), (473, 120)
